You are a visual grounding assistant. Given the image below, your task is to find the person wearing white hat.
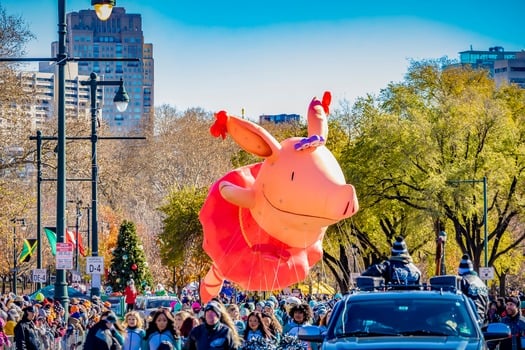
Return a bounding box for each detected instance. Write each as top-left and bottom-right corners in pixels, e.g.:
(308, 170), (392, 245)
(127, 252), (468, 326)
(361, 236), (421, 286)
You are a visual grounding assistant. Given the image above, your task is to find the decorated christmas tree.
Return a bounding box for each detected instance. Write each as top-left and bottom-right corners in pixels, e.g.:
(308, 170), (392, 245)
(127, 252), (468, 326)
(107, 220), (153, 293)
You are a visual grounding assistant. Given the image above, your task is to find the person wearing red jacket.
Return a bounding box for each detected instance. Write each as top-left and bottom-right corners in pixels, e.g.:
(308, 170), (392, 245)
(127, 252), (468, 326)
(124, 279), (138, 313)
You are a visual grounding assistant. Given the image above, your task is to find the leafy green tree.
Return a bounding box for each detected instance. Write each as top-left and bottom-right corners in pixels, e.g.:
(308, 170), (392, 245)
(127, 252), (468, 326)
(107, 220), (153, 293)
(338, 59), (525, 292)
(158, 186), (211, 293)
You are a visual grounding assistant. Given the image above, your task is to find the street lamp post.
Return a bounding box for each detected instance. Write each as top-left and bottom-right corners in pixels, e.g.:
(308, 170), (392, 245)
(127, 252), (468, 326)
(54, 0), (119, 313)
(80, 72), (129, 297)
(11, 218), (26, 294)
(447, 177), (488, 267)
(438, 231), (447, 275)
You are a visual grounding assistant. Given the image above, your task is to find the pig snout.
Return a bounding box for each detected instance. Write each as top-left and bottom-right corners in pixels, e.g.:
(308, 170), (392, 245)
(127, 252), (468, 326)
(328, 184), (359, 219)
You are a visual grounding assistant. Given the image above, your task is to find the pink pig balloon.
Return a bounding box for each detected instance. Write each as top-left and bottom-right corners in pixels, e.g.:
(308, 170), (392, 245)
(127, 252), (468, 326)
(199, 91), (358, 302)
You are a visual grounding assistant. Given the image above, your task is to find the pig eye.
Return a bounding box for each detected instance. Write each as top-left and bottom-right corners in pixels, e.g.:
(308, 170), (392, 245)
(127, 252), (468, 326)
(291, 172), (295, 181)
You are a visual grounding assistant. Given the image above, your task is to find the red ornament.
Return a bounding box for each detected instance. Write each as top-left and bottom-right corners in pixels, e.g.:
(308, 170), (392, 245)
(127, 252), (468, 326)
(131, 263), (138, 271)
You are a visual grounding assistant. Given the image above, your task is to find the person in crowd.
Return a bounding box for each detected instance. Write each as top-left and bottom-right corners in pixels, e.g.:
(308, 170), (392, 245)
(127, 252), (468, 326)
(262, 301), (281, 326)
(487, 301), (502, 324)
(14, 305), (40, 350)
(173, 311), (190, 333)
(261, 312), (282, 343)
(190, 303), (201, 317)
(283, 302), (313, 336)
(254, 302), (264, 313)
(179, 316), (199, 348)
(226, 304), (245, 337)
(143, 308), (181, 350)
(5, 308), (19, 336)
(186, 300), (241, 350)
(457, 254), (489, 324)
(318, 308), (332, 331)
(275, 300), (289, 328)
(101, 310), (126, 347)
(124, 280), (139, 313)
(123, 310), (145, 350)
(83, 313), (120, 350)
(361, 236), (421, 285)
(157, 341), (174, 350)
(499, 296), (525, 350)
(243, 311), (273, 342)
(497, 297), (507, 318)
(0, 317), (12, 350)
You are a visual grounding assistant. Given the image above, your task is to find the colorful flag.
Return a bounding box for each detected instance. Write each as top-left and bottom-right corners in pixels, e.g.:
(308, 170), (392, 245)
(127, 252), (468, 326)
(44, 227), (57, 256)
(66, 228), (87, 257)
(44, 227), (86, 257)
(18, 238), (37, 263)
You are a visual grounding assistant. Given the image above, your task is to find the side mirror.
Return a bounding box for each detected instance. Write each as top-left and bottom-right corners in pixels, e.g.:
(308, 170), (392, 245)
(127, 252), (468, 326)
(483, 322), (511, 341)
(297, 325), (325, 343)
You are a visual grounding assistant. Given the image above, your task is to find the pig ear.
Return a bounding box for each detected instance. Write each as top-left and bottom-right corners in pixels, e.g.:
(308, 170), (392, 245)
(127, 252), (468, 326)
(307, 91), (331, 140)
(226, 115), (281, 158)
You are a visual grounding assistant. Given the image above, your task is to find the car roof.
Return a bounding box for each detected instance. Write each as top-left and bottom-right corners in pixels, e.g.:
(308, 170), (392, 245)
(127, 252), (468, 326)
(344, 289), (465, 302)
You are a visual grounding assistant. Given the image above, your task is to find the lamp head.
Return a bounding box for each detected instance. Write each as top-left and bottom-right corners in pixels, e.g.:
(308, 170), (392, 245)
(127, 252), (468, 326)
(113, 79), (129, 112)
(92, 0), (116, 21)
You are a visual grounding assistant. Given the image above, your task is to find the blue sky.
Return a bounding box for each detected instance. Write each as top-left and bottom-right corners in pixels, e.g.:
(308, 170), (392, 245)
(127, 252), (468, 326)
(2, 0), (524, 119)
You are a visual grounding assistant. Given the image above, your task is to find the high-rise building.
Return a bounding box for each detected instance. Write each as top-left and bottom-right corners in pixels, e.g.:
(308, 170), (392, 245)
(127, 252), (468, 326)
(55, 7), (154, 134)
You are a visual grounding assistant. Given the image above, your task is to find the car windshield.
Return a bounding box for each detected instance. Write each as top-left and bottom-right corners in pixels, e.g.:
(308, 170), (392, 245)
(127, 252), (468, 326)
(146, 299), (176, 309)
(332, 298), (477, 338)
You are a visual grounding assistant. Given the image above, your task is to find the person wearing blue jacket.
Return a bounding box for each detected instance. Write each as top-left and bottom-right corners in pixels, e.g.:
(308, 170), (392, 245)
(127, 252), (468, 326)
(142, 309), (181, 350)
(123, 311), (145, 350)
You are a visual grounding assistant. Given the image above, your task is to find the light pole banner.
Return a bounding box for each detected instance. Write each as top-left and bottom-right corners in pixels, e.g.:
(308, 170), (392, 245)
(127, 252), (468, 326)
(56, 242), (73, 270)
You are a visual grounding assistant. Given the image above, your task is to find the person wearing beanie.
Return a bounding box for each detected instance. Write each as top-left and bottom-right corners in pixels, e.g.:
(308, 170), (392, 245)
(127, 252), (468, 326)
(499, 296), (525, 350)
(187, 301), (241, 349)
(361, 236), (421, 286)
(457, 254), (489, 324)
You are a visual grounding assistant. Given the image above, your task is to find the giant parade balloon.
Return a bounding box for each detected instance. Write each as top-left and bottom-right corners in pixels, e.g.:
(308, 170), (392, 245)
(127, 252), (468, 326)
(199, 91), (359, 302)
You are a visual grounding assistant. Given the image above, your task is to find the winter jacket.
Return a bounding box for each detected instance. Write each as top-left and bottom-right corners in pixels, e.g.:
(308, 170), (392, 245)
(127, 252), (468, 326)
(500, 312), (525, 350)
(124, 327), (145, 350)
(187, 322), (238, 350)
(142, 329), (181, 350)
(83, 319), (116, 350)
(13, 317), (40, 350)
(361, 255), (421, 285)
(460, 272), (489, 324)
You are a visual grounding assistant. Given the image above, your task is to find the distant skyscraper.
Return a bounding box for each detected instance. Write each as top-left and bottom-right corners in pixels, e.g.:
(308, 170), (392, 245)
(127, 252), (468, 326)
(53, 7), (154, 134)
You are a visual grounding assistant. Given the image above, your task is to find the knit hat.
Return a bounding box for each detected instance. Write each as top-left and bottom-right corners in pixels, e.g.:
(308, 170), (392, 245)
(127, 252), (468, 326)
(506, 296), (520, 308)
(106, 314), (118, 323)
(191, 302), (201, 312)
(391, 236), (408, 255)
(458, 254), (474, 275)
(204, 301), (222, 318)
(264, 301), (275, 309)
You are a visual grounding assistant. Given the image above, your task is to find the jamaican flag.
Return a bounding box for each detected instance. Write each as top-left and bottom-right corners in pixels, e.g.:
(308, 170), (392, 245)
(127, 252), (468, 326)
(19, 238), (37, 263)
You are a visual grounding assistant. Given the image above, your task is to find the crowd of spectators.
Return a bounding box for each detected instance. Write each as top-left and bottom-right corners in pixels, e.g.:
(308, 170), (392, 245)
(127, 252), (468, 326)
(0, 288), (337, 350)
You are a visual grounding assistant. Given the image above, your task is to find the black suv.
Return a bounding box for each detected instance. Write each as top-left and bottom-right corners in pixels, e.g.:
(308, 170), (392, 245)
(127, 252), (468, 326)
(299, 275), (509, 350)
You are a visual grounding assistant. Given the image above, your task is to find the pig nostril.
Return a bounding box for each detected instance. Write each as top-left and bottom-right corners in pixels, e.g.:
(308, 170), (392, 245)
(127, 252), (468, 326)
(343, 202), (350, 215)
(291, 171), (295, 181)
